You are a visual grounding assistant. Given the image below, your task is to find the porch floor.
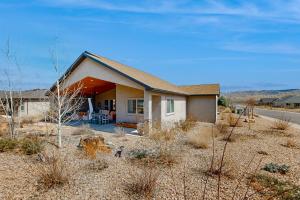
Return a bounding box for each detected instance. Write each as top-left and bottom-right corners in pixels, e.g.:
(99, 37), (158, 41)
(67, 120), (138, 135)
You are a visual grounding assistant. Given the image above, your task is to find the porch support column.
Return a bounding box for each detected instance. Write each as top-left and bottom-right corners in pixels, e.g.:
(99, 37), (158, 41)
(144, 90), (152, 122)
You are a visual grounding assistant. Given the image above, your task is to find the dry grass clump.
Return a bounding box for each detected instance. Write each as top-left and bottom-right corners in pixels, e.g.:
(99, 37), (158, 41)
(124, 167), (159, 199)
(186, 128), (211, 149)
(272, 117), (290, 131)
(72, 125), (94, 136)
(206, 154), (238, 179)
(216, 122), (229, 135)
(283, 139), (297, 148)
(223, 107), (232, 113)
(176, 117), (197, 132)
(36, 152), (71, 190)
(227, 114), (242, 127)
(21, 115), (44, 126)
(0, 121), (9, 137)
(148, 126), (175, 142)
(87, 158), (109, 171)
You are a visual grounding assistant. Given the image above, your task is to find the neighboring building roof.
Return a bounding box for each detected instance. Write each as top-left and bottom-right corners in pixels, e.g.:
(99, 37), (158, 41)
(178, 84), (220, 96)
(281, 96), (300, 104)
(0, 89), (49, 99)
(259, 98), (278, 104)
(50, 51), (220, 96)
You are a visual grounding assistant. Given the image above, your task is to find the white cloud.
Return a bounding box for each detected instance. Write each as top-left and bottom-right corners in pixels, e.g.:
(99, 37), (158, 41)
(37, 0), (300, 22)
(223, 42), (300, 55)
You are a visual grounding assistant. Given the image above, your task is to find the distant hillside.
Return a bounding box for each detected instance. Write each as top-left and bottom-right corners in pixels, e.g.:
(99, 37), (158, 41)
(224, 89), (300, 103)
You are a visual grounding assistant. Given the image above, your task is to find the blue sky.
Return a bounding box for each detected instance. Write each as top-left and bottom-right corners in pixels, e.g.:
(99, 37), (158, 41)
(0, 0), (300, 92)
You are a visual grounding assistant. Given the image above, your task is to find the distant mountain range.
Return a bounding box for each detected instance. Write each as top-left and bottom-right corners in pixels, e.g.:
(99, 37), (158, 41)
(224, 89), (300, 102)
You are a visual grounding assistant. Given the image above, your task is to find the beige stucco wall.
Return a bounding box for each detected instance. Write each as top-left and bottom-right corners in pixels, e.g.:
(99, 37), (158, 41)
(160, 94), (187, 124)
(186, 95), (217, 123)
(62, 58), (144, 90)
(95, 88), (116, 109)
(116, 84), (144, 123)
(19, 100), (50, 117)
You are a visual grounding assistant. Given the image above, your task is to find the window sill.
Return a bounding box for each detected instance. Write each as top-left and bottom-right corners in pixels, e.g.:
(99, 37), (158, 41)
(166, 112), (175, 116)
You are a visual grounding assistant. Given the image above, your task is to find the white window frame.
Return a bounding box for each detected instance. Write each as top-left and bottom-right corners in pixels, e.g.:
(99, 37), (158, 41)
(166, 98), (175, 115)
(127, 98), (144, 115)
(20, 101), (25, 112)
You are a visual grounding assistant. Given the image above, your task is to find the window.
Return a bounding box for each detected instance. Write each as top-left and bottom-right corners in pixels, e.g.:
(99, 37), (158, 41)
(104, 100), (109, 110)
(20, 102), (25, 112)
(137, 99), (144, 114)
(167, 99), (174, 114)
(128, 99), (136, 114)
(128, 99), (144, 114)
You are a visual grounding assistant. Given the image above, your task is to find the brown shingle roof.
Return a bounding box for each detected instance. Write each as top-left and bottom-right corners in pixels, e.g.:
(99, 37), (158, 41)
(86, 52), (187, 95)
(178, 84), (220, 96)
(0, 89), (49, 99)
(50, 51), (220, 96)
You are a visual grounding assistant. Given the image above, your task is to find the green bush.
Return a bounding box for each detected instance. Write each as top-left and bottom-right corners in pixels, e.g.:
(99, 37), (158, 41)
(0, 138), (18, 152)
(251, 174), (300, 200)
(262, 163), (290, 174)
(218, 96), (229, 107)
(21, 137), (44, 155)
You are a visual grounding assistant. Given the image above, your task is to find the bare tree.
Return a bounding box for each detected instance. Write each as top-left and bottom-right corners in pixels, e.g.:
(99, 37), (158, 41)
(0, 39), (22, 138)
(47, 48), (83, 148)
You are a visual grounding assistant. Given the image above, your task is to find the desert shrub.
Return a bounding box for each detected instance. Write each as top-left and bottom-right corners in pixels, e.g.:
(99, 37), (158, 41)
(124, 168), (159, 199)
(128, 148), (177, 167)
(272, 118), (290, 131)
(37, 152), (70, 189)
(72, 125), (94, 136)
(0, 138), (18, 152)
(186, 129), (210, 149)
(148, 127), (175, 142)
(222, 107), (232, 113)
(87, 158), (109, 171)
(114, 127), (126, 137)
(176, 117), (197, 132)
(216, 122), (229, 135)
(20, 136), (44, 155)
(284, 139), (297, 148)
(227, 113), (242, 127)
(221, 133), (238, 143)
(262, 163), (290, 174)
(250, 174), (300, 200)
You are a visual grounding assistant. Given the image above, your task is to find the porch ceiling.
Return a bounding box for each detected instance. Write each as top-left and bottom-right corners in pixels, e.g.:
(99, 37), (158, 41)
(68, 76), (116, 96)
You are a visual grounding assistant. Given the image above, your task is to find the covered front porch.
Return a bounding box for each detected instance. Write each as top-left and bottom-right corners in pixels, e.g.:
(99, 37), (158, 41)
(68, 76), (159, 130)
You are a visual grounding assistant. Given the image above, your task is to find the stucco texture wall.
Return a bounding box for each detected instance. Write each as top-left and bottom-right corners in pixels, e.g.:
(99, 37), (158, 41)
(116, 84), (144, 123)
(95, 88), (116, 110)
(19, 100), (50, 117)
(62, 58), (143, 90)
(186, 95), (217, 123)
(160, 94), (187, 123)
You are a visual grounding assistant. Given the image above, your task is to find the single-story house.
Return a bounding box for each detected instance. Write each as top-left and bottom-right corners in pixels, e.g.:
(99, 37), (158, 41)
(258, 98), (278, 106)
(274, 96), (300, 108)
(50, 51), (220, 125)
(0, 89), (50, 117)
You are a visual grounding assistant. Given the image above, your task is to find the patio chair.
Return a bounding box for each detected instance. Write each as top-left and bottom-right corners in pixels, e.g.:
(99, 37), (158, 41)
(101, 114), (109, 124)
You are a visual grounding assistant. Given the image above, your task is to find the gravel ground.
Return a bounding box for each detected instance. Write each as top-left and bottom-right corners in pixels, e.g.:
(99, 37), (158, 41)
(0, 116), (300, 200)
